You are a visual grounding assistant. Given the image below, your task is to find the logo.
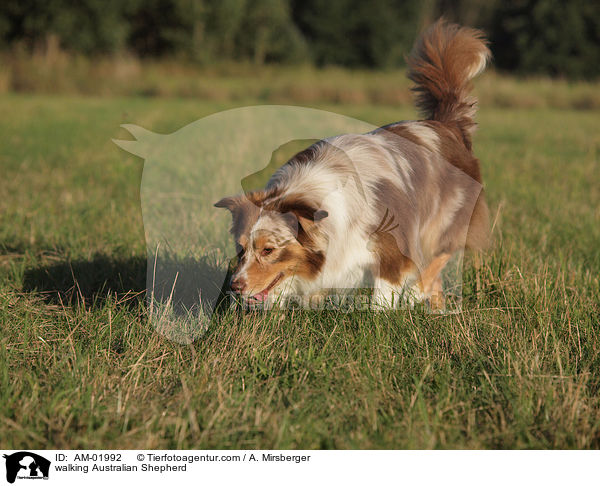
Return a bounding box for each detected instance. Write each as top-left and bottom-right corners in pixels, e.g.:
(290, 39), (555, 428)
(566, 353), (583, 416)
(3, 452), (50, 483)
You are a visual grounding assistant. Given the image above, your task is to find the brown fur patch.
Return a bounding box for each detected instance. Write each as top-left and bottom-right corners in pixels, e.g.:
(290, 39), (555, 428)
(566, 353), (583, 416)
(380, 122), (432, 149)
(424, 121), (490, 251)
(369, 179), (419, 284)
(279, 243), (325, 280)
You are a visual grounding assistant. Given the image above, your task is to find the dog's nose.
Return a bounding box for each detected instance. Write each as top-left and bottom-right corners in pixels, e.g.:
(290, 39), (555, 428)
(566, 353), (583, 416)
(230, 276), (246, 293)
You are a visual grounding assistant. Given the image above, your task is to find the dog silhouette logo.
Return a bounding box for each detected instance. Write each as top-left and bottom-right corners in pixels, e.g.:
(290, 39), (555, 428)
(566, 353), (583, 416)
(3, 452), (50, 483)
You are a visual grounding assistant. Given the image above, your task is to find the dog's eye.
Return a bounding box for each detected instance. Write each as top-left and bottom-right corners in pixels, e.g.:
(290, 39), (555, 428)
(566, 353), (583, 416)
(261, 248), (274, 257)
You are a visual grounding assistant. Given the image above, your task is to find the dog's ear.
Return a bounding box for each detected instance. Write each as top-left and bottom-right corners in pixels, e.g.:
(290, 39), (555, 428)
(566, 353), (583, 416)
(281, 209), (327, 240)
(214, 195), (240, 212)
(215, 190), (274, 212)
(279, 211), (299, 237)
(282, 201), (328, 225)
(313, 209), (328, 222)
(278, 195), (328, 242)
(215, 194), (263, 242)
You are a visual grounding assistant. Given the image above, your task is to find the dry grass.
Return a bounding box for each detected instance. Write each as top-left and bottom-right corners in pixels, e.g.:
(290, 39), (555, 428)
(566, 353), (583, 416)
(1, 52), (599, 110)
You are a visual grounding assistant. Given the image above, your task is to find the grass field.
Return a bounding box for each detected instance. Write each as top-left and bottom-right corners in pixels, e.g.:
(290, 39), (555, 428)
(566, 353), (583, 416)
(1, 89), (599, 449)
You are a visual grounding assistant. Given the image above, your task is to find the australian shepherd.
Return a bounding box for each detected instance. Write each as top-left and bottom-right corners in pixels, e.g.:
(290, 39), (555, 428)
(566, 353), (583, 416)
(215, 20), (491, 310)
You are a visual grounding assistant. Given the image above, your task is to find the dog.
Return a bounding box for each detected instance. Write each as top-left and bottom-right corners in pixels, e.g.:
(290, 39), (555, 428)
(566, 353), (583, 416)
(215, 19), (491, 310)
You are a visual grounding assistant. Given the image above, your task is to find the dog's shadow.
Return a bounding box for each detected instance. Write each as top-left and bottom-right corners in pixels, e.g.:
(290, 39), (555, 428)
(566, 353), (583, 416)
(22, 254), (147, 306)
(22, 253), (233, 317)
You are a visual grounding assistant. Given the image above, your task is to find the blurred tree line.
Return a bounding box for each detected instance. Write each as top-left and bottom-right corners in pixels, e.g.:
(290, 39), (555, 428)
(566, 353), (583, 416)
(0, 0), (598, 78)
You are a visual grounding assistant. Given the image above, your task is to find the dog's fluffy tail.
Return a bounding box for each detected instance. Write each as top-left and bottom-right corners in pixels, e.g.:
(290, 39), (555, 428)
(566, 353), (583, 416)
(407, 19), (490, 139)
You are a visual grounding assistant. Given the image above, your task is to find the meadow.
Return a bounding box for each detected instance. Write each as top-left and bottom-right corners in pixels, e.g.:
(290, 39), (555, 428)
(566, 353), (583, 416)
(1, 71), (599, 448)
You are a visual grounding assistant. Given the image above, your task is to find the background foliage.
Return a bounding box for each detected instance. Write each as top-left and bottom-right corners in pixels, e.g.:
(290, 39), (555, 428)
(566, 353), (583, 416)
(0, 0), (598, 78)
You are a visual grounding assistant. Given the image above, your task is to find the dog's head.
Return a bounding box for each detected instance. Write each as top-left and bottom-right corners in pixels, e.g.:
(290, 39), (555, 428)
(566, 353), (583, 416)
(215, 190), (328, 303)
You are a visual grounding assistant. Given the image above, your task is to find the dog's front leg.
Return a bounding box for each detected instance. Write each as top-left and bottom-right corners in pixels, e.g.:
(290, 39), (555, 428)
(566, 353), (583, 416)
(372, 276), (423, 310)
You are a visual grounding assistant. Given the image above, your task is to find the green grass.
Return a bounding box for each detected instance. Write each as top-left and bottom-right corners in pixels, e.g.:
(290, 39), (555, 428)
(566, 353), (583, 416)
(1, 92), (599, 449)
